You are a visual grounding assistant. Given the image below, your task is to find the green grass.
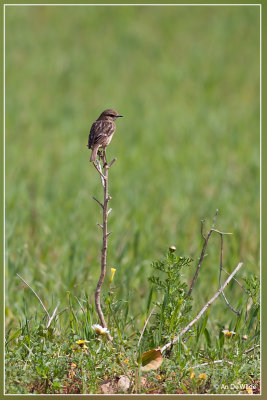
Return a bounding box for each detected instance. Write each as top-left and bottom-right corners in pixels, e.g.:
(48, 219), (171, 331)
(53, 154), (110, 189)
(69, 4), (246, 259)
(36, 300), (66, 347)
(5, 5), (260, 394)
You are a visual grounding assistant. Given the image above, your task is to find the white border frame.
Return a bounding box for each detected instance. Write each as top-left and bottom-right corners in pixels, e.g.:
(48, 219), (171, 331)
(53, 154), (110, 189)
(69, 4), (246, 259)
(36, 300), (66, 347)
(3, 2), (262, 396)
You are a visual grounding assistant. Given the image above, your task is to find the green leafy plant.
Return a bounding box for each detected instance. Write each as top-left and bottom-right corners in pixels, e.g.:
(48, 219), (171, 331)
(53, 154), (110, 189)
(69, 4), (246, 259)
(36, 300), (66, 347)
(144, 251), (193, 348)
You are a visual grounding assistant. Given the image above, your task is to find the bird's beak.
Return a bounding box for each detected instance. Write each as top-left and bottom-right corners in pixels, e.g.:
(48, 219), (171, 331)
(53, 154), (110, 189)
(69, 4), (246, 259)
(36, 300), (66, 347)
(117, 115), (123, 118)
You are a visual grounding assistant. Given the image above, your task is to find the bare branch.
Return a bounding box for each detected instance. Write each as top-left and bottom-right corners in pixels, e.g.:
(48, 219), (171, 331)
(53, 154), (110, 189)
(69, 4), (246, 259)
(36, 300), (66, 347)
(187, 228), (213, 297)
(211, 229), (233, 235)
(107, 157), (117, 168)
(188, 211), (233, 297)
(93, 160), (106, 186)
(95, 158), (103, 173)
(93, 197), (104, 209)
(93, 153), (113, 341)
(244, 345), (260, 354)
(190, 359), (234, 369)
(161, 262), (243, 353)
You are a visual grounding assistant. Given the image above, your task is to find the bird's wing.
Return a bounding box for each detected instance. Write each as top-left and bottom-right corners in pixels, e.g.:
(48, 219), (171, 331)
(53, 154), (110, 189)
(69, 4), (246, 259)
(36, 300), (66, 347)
(88, 120), (114, 148)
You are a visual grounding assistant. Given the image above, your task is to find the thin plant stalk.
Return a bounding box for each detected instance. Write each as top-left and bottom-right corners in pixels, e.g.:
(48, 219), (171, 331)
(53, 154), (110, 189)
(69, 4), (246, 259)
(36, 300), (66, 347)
(92, 153), (116, 341)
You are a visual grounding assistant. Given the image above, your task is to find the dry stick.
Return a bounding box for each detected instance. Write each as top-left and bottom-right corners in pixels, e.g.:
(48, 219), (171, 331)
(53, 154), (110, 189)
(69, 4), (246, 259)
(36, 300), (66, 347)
(218, 234), (240, 315)
(161, 262), (243, 353)
(190, 359), (234, 369)
(244, 344), (260, 354)
(187, 214), (232, 297)
(93, 152), (116, 342)
(187, 226), (212, 297)
(188, 211), (218, 297)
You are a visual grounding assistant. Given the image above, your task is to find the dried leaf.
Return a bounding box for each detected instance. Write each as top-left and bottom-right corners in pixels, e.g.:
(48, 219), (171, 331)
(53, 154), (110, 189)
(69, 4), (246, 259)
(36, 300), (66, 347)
(141, 347), (163, 372)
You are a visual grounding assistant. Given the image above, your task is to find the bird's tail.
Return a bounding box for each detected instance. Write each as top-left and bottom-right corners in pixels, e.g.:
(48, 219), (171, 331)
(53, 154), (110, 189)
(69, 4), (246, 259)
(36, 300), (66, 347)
(90, 147), (98, 162)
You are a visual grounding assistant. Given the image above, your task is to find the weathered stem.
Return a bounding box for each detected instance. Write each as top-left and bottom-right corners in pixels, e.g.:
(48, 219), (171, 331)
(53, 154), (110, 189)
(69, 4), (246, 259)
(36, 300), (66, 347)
(187, 228), (212, 297)
(93, 154), (116, 341)
(188, 210), (233, 297)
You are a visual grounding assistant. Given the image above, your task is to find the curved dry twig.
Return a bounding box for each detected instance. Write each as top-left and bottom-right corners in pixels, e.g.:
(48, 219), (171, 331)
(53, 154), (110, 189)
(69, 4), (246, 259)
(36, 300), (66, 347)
(218, 234), (240, 315)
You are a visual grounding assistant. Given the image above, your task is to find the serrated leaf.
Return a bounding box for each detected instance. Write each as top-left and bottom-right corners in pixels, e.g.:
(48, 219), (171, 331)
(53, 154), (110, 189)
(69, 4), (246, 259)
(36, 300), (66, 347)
(141, 348), (163, 372)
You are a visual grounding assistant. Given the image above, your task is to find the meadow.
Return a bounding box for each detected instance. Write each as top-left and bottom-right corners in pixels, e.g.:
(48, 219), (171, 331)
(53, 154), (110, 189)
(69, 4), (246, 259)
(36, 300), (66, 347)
(5, 5), (260, 394)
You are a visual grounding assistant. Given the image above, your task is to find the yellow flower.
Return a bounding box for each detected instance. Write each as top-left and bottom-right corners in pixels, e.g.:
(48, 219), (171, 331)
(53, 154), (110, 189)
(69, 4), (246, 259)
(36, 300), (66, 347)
(222, 330), (236, 338)
(124, 359), (129, 364)
(76, 339), (89, 348)
(110, 268), (116, 282)
(171, 372), (176, 376)
(198, 373), (207, 381)
(190, 371), (195, 379)
(246, 387), (253, 394)
(157, 375), (162, 380)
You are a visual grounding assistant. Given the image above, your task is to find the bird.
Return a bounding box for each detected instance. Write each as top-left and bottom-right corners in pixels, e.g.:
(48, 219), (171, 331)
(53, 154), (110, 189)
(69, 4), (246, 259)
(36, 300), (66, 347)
(88, 109), (123, 162)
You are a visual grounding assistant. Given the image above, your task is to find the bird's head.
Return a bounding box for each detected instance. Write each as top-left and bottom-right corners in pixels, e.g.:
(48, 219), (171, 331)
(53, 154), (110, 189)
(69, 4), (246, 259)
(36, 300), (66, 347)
(98, 109), (123, 121)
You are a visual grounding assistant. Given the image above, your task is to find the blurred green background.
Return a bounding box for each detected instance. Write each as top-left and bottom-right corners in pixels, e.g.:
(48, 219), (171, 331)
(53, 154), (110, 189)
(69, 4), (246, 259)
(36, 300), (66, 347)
(5, 5), (260, 330)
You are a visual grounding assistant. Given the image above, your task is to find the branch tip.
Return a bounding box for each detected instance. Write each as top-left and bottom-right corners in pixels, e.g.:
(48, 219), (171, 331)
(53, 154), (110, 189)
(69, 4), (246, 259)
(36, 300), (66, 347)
(93, 197), (104, 209)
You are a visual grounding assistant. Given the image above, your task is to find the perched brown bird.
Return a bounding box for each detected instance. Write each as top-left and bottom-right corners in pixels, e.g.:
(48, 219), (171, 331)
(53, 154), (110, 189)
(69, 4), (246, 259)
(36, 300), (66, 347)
(88, 109), (123, 162)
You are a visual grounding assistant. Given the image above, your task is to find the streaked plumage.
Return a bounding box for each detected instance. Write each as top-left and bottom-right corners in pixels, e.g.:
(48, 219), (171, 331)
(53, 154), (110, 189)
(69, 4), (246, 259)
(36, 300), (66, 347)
(88, 109), (123, 162)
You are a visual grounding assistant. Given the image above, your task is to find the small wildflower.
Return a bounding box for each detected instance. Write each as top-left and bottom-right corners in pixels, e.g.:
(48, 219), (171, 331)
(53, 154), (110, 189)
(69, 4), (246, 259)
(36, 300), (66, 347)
(190, 371), (195, 379)
(242, 334), (248, 341)
(222, 329), (236, 338)
(92, 324), (110, 335)
(171, 372), (176, 376)
(104, 375), (108, 380)
(110, 268), (116, 282)
(157, 375), (162, 380)
(76, 340), (89, 348)
(198, 373), (207, 381)
(169, 245), (176, 252)
(124, 359), (129, 364)
(70, 363), (77, 369)
(246, 387), (253, 394)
